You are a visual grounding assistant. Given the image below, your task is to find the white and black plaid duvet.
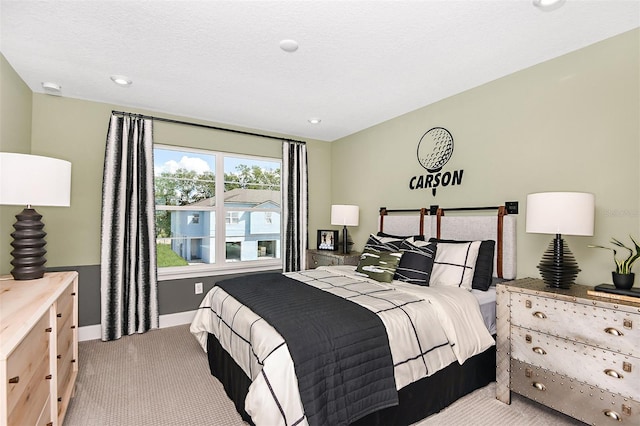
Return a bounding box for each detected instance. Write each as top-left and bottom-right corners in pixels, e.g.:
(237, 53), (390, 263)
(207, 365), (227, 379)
(191, 266), (494, 426)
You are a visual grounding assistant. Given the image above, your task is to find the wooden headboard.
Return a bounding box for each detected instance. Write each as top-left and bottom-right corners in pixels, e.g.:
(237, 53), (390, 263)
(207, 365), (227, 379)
(379, 205), (517, 279)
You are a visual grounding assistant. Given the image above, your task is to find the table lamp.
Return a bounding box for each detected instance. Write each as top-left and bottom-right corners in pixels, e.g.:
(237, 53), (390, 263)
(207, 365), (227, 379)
(331, 205), (359, 254)
(0, 153), (72, 280)
(525, 192), (595, 288)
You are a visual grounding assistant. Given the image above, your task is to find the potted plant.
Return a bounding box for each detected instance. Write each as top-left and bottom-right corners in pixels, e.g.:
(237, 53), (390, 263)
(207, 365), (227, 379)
(589, 236), (640, 289)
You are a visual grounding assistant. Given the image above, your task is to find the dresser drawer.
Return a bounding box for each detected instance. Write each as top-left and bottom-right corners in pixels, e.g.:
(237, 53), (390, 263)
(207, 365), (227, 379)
(6, 313), (50, 415)
(308, 252), (338, 268)
(510, 293), (639, 356)
(56, 285), (75, 334)
(511, 359), (639, 425)
(7, 350), (50, 426)
(511, 326), (639, 400)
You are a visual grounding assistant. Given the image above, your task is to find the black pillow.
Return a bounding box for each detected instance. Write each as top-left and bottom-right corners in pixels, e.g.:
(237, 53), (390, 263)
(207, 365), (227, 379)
(394, 240), (437, 286)
(365, 234), (404, 252)
(429, 238), (495, 291)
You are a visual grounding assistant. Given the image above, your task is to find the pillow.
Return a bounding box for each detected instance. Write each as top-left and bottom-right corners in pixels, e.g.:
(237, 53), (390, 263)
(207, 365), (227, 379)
(430, 241), (481, 290)
(364, 234), (404, 252)
(377, 231), (425, 241)
(355, 248), (402, 283)
(429, 238), (495, 291)
(394, 240), (437, 286)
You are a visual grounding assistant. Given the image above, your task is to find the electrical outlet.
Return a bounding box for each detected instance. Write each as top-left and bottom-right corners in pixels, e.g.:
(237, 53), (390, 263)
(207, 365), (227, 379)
(195, 282), (203, 294)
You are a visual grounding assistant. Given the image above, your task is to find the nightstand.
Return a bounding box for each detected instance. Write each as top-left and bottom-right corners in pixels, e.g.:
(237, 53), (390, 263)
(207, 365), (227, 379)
(306, 249), (361, 270)
(496, 278), (640, 425)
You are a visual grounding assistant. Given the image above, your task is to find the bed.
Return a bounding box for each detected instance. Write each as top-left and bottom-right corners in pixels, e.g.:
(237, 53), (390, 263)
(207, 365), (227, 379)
(191, 205), (517, 425)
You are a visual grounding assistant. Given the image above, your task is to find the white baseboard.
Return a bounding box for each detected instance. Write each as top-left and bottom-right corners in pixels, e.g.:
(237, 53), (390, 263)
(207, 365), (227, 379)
(78, 310), (197, 342)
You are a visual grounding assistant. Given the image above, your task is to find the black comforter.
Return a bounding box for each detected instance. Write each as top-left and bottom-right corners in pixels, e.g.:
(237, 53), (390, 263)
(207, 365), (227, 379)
(216, 273), (398, 426)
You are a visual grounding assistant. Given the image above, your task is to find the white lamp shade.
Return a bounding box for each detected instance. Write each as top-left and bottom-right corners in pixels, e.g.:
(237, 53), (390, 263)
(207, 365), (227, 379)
(526, 192), (594, 236)
(331, 204), (359, 226)
(0, 153), (71, 207)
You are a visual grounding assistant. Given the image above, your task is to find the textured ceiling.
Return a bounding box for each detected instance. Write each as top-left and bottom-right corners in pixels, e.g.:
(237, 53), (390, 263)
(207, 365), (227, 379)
(1, 1), (638, 142)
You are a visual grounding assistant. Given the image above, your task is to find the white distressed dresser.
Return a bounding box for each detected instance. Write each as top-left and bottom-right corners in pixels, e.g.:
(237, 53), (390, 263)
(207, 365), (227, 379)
(0, 271), (78, 426)
(496, 278), (640, 425)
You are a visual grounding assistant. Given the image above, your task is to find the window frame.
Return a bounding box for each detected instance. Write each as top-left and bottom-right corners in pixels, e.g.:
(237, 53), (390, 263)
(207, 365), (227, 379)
(155, 144), (283, 280)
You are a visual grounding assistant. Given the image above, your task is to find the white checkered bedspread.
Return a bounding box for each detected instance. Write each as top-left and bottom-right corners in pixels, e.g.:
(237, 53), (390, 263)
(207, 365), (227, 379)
(190, 266), (494, 426)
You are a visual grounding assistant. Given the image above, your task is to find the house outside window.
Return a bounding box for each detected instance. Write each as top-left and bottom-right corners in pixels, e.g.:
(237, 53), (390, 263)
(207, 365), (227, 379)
(154, 146), (281, 279)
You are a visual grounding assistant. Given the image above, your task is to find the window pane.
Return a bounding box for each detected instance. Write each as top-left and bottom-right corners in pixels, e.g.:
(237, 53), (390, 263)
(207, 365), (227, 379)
(154, 147), (216, 268)
(155, 148), (215, 206)
(156, 209), (215, 266)
(224, 157), (281, 263)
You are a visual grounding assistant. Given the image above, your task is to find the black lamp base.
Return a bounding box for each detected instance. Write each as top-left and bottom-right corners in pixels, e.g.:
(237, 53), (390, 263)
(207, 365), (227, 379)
(341, 226), (349, 254)
(537, 234), (580, 289)
(9, 207), (47, 280)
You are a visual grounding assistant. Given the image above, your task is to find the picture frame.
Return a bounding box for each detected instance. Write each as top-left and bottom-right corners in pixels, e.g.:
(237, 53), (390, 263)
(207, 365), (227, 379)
(317, 230), (339, 251)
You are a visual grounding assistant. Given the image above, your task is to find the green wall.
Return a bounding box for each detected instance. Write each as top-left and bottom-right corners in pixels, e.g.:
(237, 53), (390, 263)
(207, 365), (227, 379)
(331, 29), (640, 286)
(0, 54), (32, 269)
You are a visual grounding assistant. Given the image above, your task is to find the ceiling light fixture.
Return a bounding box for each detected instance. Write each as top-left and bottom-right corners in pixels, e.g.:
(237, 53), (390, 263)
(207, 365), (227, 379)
(532, 0), (566, 11)
(279, 39), (299, 53)
(308, 118), (321, 125)
(110, 75), (133, 86)
(41, 81), (62, 95)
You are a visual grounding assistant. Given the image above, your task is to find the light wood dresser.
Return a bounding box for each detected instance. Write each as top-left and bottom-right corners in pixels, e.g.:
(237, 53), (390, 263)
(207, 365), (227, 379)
(0, 271), (78, 426)
(496, 278), (640, 425)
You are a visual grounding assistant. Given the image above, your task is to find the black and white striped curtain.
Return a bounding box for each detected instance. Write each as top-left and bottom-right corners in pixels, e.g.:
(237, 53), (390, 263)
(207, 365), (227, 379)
(282, 141), (308, 272)
(100, 114), (158, 341)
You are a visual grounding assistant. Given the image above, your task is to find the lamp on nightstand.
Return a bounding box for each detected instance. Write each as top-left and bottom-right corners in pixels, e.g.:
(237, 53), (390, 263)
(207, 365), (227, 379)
(0, 153), (72, 280)
(526, 192), (595, 289)
(331, 204), (359, 254)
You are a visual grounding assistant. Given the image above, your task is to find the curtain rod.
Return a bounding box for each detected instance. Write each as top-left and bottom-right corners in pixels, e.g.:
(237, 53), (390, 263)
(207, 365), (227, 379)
(111, 110), (306, 144)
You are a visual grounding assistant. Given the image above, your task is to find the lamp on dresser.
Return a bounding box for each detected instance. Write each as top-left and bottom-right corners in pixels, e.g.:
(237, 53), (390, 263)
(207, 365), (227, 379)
(0, 153), (72, 280)
(525, 191), (595, 289)
(331, 204), (359, 254)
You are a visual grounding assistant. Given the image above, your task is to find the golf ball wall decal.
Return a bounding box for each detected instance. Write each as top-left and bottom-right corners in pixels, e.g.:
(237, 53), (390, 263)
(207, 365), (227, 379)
(409, 127), (464, 196)
(417, 127), (454, 173)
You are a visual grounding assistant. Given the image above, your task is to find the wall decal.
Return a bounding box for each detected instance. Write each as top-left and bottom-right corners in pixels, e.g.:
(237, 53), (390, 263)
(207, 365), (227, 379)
(410, 127), (464, 196)
(417, 127), (453, 172)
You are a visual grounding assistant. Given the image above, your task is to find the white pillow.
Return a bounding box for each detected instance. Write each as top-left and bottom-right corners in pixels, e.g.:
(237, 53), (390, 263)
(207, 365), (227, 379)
(430, 241), (481, 290)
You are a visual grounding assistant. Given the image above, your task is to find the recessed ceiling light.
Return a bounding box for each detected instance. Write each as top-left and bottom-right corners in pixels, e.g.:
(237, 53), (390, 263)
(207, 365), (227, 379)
(41, 81), (62, 95)
(532, 0), (566, 11)
(110, 75), (133, 86)
(308, 118), (321, 125)
(280, 39), (299, 53)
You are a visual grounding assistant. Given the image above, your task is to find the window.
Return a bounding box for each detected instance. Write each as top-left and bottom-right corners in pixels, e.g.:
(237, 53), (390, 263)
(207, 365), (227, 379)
(154, 146), (281, 278)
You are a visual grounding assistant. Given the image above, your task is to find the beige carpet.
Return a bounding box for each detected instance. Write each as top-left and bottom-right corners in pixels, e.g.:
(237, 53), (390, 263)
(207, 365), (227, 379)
(65, 324), (585, 426)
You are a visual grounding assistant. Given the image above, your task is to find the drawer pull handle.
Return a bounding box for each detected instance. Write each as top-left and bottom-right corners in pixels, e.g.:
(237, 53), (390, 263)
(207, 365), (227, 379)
(8, 376), (19, 384)
(603, 410), (622, 421)
(532, 382), (546, 391)
(45, 374), (52, 380)
(605, 327), (623, 336)
(604, 369), (623, 379)
(47, 423), (53, 426)
(57, 354), (62, 359)
(532, 311), (547, 319)
(57, 313), (62, 318)
(532, 347), (547, 355)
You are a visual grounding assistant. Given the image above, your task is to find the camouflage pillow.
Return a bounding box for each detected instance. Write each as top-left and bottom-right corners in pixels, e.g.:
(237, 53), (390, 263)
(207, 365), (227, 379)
(355, 248), (402, 283)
